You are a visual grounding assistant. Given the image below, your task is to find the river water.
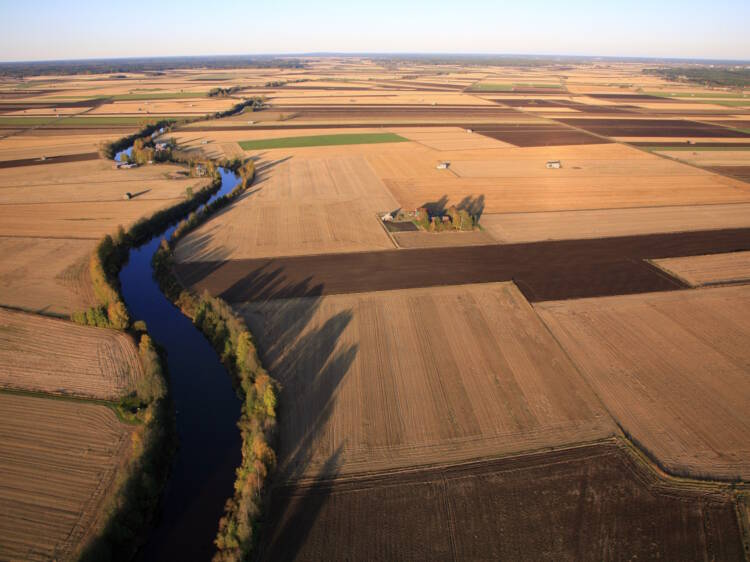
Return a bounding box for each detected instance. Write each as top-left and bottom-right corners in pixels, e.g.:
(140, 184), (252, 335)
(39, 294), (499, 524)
(117, 163), (243, 561)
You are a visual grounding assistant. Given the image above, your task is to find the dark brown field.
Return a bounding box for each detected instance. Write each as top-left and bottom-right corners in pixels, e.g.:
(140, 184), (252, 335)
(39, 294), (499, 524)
(470, 123), (610, 146)
(258, 441), (743, 562)
(0, 152), (99, 168)
(705, 165), (750, 182)
(557, 118), (750, 138)
(174, 228), (750, 303)
(587, 93), (671, 101)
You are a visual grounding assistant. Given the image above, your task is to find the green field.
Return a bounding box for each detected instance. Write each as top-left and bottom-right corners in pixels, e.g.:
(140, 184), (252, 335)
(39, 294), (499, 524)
(239, 132), (408, 150)
(469, 83), (513, 91)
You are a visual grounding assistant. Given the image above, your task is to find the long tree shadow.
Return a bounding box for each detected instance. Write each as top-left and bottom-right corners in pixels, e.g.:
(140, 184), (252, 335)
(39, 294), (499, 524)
(238, 270), (358, 560)
(256, 446), (344, 561)
(419, 193), (486, 223)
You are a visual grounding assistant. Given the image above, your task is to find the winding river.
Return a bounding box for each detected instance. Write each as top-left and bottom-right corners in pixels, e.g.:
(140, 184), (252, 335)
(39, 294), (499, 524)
(117, 161), (243, 560)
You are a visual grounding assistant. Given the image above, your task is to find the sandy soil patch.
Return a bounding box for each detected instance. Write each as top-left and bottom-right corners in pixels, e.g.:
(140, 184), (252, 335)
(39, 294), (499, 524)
(652, 251), (750, 286)
(655, 149), (750, 166)
(481, 203), (750, 243)
(536, 285), (750, 479)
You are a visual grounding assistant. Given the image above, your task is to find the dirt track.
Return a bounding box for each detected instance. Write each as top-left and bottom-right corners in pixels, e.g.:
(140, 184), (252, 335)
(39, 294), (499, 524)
(175, 228), (750, 303)
(257, 441), (742, 561)
(0, 151), (99, 168)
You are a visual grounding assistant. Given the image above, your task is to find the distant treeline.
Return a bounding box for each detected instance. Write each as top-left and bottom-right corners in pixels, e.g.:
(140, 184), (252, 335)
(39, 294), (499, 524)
(643, 66), (750, 88)
(0, 56), (305, 78)
(208, 86), (244, 97)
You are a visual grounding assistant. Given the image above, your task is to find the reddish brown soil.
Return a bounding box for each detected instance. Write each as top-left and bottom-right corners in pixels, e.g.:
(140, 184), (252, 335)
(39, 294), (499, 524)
(174, 228), (750, 303)
(588, 93), (673, 101)
(705, 166), (750, 182)
(493, 98), (636, 114)
(557, 118), (750, 138)
(257, 441), (743, 562)
(0, 152), (99, 168)
(470, 124), (610, 146)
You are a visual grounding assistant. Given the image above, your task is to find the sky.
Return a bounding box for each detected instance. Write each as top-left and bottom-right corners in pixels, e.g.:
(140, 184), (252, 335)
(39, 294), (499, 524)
(1, 0), (749, 62)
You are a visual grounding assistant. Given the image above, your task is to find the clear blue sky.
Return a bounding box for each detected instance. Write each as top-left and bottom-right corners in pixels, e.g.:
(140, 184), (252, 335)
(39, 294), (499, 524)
(1, 0), (748, 62)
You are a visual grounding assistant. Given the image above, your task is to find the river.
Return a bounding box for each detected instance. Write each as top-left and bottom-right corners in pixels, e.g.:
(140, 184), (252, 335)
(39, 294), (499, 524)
(117, 161), (243, 561)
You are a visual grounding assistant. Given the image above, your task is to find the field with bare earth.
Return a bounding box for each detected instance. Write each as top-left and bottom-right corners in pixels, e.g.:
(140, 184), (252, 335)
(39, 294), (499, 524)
(652, 251), (750, 286)
(0, 308), (142, 399)
(536, 284), (750, 480)
(175, 154), (397, 262)
(481, 203), (750, 243)
(259, 441), (743, 561)
(367, 142), (750, 214)
(0, 392), (132, 562)
(0, 237), (95, 315)
(239, 282), (614, 481)
(392, 229), (496, 248)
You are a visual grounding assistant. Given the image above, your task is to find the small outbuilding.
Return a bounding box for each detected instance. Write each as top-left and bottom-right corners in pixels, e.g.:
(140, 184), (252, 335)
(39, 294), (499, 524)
(546, 160), (562, 169)
(436, 161), (451, 170)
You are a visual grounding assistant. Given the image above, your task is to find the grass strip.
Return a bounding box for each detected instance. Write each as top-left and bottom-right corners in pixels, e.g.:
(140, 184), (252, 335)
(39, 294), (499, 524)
(239, 132), (407, 150)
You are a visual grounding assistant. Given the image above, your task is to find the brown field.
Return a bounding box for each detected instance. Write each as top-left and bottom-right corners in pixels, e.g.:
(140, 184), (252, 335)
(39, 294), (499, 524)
(652, 251), (750, 286)
(0, 237), (95, 315)
(175, 154), (397, 261)
(654, 149), (750, 166)
(239, 282), (614, 480)
(481, 203), (750, 243)
(0, 199), (192, 238)
(0, 307), (141, 399)
(557, 117), (750, 138)
(537, 285), (750, 479)
(0, 393), (132, 562)
(0, 131), (129, 161)
(392, 229), (496, 248)
(372, 144), (750, 214)
(259, 441), (743, 561)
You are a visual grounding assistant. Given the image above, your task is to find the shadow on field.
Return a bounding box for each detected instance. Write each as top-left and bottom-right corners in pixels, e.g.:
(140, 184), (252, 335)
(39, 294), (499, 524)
(237, 267), (358, 558)
(420, 193), (486, 222)
(257, 447), (344, 561)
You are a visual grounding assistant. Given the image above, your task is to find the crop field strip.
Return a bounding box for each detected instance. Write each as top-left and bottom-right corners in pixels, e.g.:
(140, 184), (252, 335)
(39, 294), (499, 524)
(556, 117), (750, 138)
(258, 441), (743, 561)
(536, 284), (750, 479)
(0, 307), (142, 399)
(240, 282), (614, 480)
(480, 203), (750, 243)
(651, 251), (750, 286)
(175, 227), (750, 303)
(0, 392), (132, 562)
(238, 132), (407, 150)
(0, 152), (99, 168)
